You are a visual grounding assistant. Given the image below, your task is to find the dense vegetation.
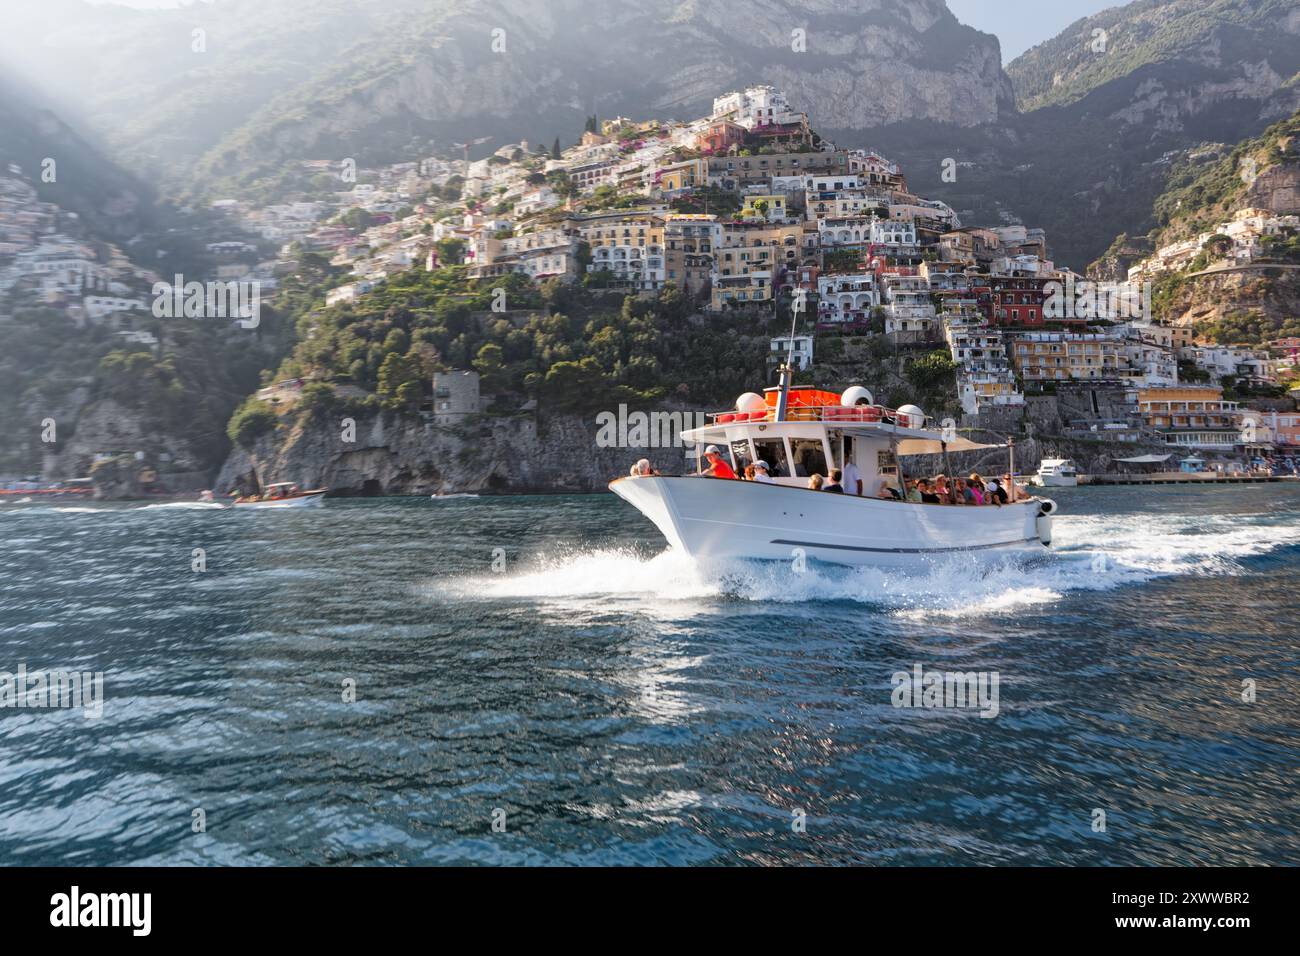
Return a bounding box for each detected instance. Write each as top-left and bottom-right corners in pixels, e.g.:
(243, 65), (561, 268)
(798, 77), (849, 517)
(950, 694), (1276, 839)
(1151, 111), (1300, 245)
(257, 265), (798, 425)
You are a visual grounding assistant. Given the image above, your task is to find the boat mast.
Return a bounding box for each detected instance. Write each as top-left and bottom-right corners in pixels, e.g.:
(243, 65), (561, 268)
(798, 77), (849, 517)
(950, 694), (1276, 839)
(1008, 437), (1016, 502)
(775, 293), (802, 422)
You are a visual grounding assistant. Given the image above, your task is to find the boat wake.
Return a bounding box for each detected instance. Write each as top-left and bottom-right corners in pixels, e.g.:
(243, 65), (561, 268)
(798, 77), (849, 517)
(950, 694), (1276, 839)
(434, 509), (1300, 618)
(134, 502), (228, 510)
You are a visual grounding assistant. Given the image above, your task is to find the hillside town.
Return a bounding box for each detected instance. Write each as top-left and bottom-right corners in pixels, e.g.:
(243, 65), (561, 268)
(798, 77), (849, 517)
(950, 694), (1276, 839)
(0, 170), (162, 345)
(4, 86), (1300, 479)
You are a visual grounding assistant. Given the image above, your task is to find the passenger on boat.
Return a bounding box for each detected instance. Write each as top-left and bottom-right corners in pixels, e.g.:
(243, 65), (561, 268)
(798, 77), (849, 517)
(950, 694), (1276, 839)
(807, 474), (824, 491)
(702, 446), (737, 479)
(823, 470), (845, 494)
(876, 478), (899, 500)
(934, 474), (951, 502)
(905, 480), (922, 503)
(841, 441), (863, 496)
(752, 461), (775, 484)
(743, 463), (757, 481)
(918, 479), (942, 504)
(632, 458), (658, 477)
(989, 479), (1008, 505)
(968, 480), (985, 505)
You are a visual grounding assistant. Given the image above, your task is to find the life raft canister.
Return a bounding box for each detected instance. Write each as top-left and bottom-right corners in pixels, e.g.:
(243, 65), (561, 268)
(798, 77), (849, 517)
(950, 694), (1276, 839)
(1036, 498), (1057, 546)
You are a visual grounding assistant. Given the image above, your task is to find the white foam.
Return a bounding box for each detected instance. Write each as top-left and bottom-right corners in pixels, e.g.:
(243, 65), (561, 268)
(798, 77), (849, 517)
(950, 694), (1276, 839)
(433, 508), (1300, 620)
(135, 502), (228, 510)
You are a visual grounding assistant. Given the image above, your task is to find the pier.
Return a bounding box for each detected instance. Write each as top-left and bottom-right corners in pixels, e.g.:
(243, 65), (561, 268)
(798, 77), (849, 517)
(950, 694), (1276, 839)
(1079, 473), (1294, 486)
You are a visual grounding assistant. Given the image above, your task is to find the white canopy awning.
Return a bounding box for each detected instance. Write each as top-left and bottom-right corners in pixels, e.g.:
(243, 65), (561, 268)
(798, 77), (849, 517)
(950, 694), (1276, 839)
(896, 437), (1005, 456)
(1115, 454), (1172, 464)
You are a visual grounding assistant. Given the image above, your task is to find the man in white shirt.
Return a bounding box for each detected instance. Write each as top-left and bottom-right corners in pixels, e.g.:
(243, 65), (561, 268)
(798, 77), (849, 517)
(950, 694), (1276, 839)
(752, 460), (776, 483)
(840, 441), (863, 496)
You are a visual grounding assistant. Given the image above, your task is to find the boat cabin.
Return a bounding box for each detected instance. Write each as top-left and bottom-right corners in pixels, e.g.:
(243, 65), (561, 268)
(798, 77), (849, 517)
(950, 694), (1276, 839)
(683, 387), (951, 495)
(1037, 459), (1077, 479)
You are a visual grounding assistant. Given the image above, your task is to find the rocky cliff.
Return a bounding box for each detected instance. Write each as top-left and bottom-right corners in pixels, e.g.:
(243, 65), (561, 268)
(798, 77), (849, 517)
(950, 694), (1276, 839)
(193, 0), (1012, 188)
(1007, 0), (1300, 124)
(215, 408), (694, 496)
(213, 402), (1179, 498)
(1160, 267), (1300, 343)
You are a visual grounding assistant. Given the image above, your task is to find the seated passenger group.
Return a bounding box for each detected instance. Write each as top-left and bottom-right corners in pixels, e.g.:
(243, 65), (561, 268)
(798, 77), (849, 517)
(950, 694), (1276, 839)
(663, 447), (1025, 505)
(876, 472), (1023, 505)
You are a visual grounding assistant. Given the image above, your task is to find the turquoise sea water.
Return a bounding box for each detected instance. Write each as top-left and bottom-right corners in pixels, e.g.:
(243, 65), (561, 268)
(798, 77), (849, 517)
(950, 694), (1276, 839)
(1, 483), (1298, 865)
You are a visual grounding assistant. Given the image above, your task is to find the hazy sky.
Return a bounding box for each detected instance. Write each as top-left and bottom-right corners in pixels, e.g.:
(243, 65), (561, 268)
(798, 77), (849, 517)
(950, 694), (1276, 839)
(93, 0), (1124, 63)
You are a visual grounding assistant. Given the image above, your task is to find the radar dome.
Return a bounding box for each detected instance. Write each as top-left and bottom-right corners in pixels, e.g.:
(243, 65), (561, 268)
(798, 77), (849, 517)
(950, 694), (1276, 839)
(841, 386), (874, 407)
(736, 392), (766, 413)
(897, 404), (925, 429)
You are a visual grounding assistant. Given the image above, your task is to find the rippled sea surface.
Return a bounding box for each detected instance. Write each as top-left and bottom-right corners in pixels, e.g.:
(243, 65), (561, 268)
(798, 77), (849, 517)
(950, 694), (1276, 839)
(1, 484), (1299, 865)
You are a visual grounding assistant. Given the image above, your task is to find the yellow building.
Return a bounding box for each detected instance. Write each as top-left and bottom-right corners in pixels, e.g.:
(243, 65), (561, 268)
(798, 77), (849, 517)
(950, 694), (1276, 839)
(1137, 385), (1241, 448)
(1012, 333), (1129, 382)
(656, 159), (708, 194)
(578, 213), (666, 290)
(710, 273), (773, 311)
(717, 221), (805, 280)
(663, 214), (720, 297)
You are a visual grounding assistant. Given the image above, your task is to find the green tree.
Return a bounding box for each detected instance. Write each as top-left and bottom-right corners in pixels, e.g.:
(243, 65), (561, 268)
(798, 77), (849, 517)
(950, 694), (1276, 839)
(377, 352), (422, 407)
(473, 342), (505, 389)
(434, 237), (465, 266)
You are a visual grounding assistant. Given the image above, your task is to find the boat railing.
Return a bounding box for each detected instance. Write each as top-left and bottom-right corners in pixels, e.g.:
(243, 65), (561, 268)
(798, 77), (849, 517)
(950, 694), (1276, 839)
(708, 404), (920, 426)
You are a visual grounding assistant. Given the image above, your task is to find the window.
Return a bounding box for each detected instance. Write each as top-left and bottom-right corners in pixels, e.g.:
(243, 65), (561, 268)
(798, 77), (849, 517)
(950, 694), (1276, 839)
(790, 439), (827, 478)
(753, 439), (790, 478)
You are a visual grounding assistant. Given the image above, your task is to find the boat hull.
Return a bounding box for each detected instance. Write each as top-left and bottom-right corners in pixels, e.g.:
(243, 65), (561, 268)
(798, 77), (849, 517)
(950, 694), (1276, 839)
(1032, 476), (1078, 488)
(233, 492), (326, 508)
(610, 476), (1050, 569)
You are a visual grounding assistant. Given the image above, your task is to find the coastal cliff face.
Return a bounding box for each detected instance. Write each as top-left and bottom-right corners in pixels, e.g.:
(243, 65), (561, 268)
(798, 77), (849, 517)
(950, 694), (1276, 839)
(210, 397), (1173, 500)
(1161, 267), (1300, 341)
(192, 0), (1010, 186)
(1007, 0), (1300, 125)
(1248, 160), (1300, 214)
(215, 410), (693, 496)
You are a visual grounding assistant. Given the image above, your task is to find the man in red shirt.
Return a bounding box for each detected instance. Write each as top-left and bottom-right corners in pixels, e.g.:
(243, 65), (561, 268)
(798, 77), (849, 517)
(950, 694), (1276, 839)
(702, 445), (737, 479)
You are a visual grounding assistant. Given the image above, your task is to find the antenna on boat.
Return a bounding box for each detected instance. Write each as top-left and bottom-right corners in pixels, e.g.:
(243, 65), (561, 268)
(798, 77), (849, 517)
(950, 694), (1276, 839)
(776, 291), (802, 422)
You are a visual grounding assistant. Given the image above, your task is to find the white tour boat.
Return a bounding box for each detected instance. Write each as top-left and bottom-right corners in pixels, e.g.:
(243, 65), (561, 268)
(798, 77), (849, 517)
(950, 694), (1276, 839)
(610, 368), (1056, 570)
(1032, 459), (1079, 488)
(231, 482), (327, 508)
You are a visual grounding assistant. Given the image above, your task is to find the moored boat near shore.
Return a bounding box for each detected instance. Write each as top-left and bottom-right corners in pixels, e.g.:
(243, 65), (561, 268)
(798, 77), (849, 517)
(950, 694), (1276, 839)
(1032, 459), (1079, 488)
(231, 483), (327, 508)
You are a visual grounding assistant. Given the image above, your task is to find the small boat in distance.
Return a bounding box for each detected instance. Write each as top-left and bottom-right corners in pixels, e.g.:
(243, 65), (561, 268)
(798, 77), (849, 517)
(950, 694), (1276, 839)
(231, 482), (327, 508)
(610, 354), (1057, 570)
(431, 492), (479, 500)
(1032, 459), (1079, 488)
